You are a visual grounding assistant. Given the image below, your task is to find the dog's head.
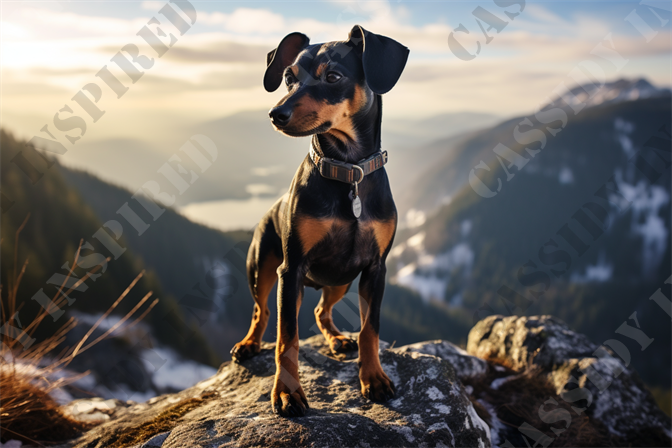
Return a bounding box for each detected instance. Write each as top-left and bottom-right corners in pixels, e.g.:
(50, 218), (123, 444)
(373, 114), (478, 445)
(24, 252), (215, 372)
(264, 25), (409, 142)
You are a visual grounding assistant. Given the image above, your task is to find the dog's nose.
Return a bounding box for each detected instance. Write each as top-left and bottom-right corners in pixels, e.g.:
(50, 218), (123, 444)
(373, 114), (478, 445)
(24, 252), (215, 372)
(269, 105), (292, 127)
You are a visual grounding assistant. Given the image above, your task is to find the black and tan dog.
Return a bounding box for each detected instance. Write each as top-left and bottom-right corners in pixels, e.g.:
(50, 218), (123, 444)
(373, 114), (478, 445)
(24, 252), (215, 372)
(231, 25), (409, 417)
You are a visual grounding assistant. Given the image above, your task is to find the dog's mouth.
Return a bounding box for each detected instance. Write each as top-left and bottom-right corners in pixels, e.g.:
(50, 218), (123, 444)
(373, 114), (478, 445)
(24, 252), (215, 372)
(273, 121), (331, 137)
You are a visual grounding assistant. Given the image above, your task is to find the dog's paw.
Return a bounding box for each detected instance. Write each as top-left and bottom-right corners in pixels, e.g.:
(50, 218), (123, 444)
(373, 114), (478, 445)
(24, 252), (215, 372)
(230, 340), (260, 363)
(271, 387), (309, 417)
(360, 370), (396, 402)
(330, 336), (358, 355)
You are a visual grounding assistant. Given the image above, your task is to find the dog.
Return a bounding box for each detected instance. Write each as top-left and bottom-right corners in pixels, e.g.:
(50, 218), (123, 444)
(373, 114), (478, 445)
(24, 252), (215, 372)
(230, 25), (409, 418)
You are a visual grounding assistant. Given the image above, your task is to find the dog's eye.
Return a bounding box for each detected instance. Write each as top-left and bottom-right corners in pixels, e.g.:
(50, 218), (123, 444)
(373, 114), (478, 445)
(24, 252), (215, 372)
(326, 72), (342, 83)
(285, 74), (295, 86)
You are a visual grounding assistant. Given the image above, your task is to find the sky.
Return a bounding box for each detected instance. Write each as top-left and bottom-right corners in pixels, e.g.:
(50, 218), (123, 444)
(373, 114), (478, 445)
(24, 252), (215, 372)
(1, 0), (671, 153)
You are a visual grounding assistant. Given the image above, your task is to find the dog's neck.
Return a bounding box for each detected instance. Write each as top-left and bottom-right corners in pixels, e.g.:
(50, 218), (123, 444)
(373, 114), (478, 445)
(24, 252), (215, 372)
(311, 95), (382, 164)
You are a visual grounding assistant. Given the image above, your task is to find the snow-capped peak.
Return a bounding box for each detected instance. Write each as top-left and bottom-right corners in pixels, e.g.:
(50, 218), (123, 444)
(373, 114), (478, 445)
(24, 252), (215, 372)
(542, 78), (671, 111)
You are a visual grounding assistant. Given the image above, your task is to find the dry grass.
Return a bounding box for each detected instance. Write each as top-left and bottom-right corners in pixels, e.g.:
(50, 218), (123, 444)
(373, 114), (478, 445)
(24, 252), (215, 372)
(1, 215), (159, 446)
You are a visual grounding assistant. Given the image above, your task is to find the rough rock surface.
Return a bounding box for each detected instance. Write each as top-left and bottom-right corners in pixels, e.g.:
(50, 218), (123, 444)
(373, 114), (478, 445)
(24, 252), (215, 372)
(468, 315), (672, 445)
(55, 316), (671, 448)
(66, 333), (491, 448)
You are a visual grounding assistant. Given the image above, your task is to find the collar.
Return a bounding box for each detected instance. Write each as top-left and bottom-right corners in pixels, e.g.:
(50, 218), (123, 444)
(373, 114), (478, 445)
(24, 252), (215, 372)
(309, 143), (388, 184)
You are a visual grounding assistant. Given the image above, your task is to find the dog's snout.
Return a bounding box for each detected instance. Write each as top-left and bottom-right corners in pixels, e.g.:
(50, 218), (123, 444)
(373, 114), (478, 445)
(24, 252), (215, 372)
(269, 105), (293, 127)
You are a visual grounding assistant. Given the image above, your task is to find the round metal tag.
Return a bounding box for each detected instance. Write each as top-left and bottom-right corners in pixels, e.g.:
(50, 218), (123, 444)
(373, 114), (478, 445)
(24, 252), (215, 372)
(352, 196), (362, 218)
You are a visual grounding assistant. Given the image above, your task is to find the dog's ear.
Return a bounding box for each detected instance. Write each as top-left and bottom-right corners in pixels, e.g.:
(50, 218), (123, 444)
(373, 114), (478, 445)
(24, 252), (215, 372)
(264, 32), (310, 92)
(347, 25), (409, 95)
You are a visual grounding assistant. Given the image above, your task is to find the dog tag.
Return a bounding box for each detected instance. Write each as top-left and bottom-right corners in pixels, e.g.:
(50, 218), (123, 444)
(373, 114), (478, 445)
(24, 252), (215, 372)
(352, 196), (362, 218)
(349, 190), (362, 218)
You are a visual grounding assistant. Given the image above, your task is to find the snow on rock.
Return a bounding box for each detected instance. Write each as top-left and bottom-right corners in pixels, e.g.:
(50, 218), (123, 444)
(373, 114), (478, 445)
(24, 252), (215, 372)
(396, 340), (488, 380)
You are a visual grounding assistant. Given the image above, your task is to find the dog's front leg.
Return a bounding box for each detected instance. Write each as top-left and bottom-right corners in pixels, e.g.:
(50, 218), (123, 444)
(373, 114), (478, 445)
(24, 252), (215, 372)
(271, 262), (309, 417)
(358, 262), (396, 402)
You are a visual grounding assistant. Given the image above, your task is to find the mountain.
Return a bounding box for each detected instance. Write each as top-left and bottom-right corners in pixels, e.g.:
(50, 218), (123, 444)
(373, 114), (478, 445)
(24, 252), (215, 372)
(0, 129), (218, 373)
(395, 78), (672, 222)
(543, 77), (672, 112)
(386, 79), (671, 388)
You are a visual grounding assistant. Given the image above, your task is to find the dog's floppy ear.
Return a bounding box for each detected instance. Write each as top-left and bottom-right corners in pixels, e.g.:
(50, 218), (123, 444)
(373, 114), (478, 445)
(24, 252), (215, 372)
(264, 32), (310, 92)
(347, 25), (409, 95)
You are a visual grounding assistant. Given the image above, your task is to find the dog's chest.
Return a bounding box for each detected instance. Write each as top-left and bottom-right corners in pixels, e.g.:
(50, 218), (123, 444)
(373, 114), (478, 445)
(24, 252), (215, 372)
(302, 218), (392, 286)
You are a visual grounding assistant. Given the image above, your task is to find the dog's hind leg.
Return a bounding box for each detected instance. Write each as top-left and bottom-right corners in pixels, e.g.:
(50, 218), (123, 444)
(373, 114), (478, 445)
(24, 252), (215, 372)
(230, 214), (282, 362)
(314, 284), (358, 356)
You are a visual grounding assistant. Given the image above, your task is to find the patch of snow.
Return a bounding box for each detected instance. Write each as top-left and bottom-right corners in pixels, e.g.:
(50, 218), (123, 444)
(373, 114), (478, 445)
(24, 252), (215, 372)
(389, 397), (404, 408)
(382, 360), (401, 386)
(103, 385), (157, 403)
(405, 209), (427, 228)
(428, 422), (449, 431)
(143, 347), (217, 392)
(432, 403), (451, 414)
(543, 78), (671, 111)
(199, 258), (234, 320)
(571, 253), (613, 283)
(615, 117), (636, 157)
(478, 398), (505, 447)
(0, 441), (23, 448)
(394, 243), (474, 302)
(613, 170), (670, 276)
(558, 167), (574, 184)
(468, 403), (492, 443)
(490, 376), (515, 390)
(392, 425), (416, 443)
(426, 386), (445, 400)
(461, 220), (473, 237)
(408, 231), (426, 249)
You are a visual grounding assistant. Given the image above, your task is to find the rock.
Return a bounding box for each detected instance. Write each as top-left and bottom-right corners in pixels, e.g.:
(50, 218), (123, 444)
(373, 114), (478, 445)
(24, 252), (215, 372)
(396, 340), (488, 380)
(68, 333), (491, 448)
(54, 317), (671, 448)
(467, 315), (672, 446)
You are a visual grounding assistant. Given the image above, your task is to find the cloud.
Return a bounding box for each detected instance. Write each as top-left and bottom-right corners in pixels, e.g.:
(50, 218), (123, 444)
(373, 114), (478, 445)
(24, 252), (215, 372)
(163, 41), (269, 64)
(199, 8), (286, 34)
(141, 1), (164, 11)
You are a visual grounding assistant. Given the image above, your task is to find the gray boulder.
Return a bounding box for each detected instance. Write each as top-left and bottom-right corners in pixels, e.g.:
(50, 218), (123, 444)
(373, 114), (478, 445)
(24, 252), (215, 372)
(68, 333), (491, 448)
(467, 315), (671, 446)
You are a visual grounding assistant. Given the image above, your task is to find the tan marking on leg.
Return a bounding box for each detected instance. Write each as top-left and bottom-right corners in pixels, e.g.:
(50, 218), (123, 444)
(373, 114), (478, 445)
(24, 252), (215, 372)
(232, 252), (281, 361)
(358, 292), (395, 401)
(314, 284), (356, 352)
(272, 287), (308, 416)
(370, 219), (396, 257)
(296, 216), (333, 255)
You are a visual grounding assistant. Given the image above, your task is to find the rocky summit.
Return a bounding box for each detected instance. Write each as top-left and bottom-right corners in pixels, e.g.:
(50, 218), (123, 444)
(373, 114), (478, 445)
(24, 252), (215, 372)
(58, 316), (669, 448)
